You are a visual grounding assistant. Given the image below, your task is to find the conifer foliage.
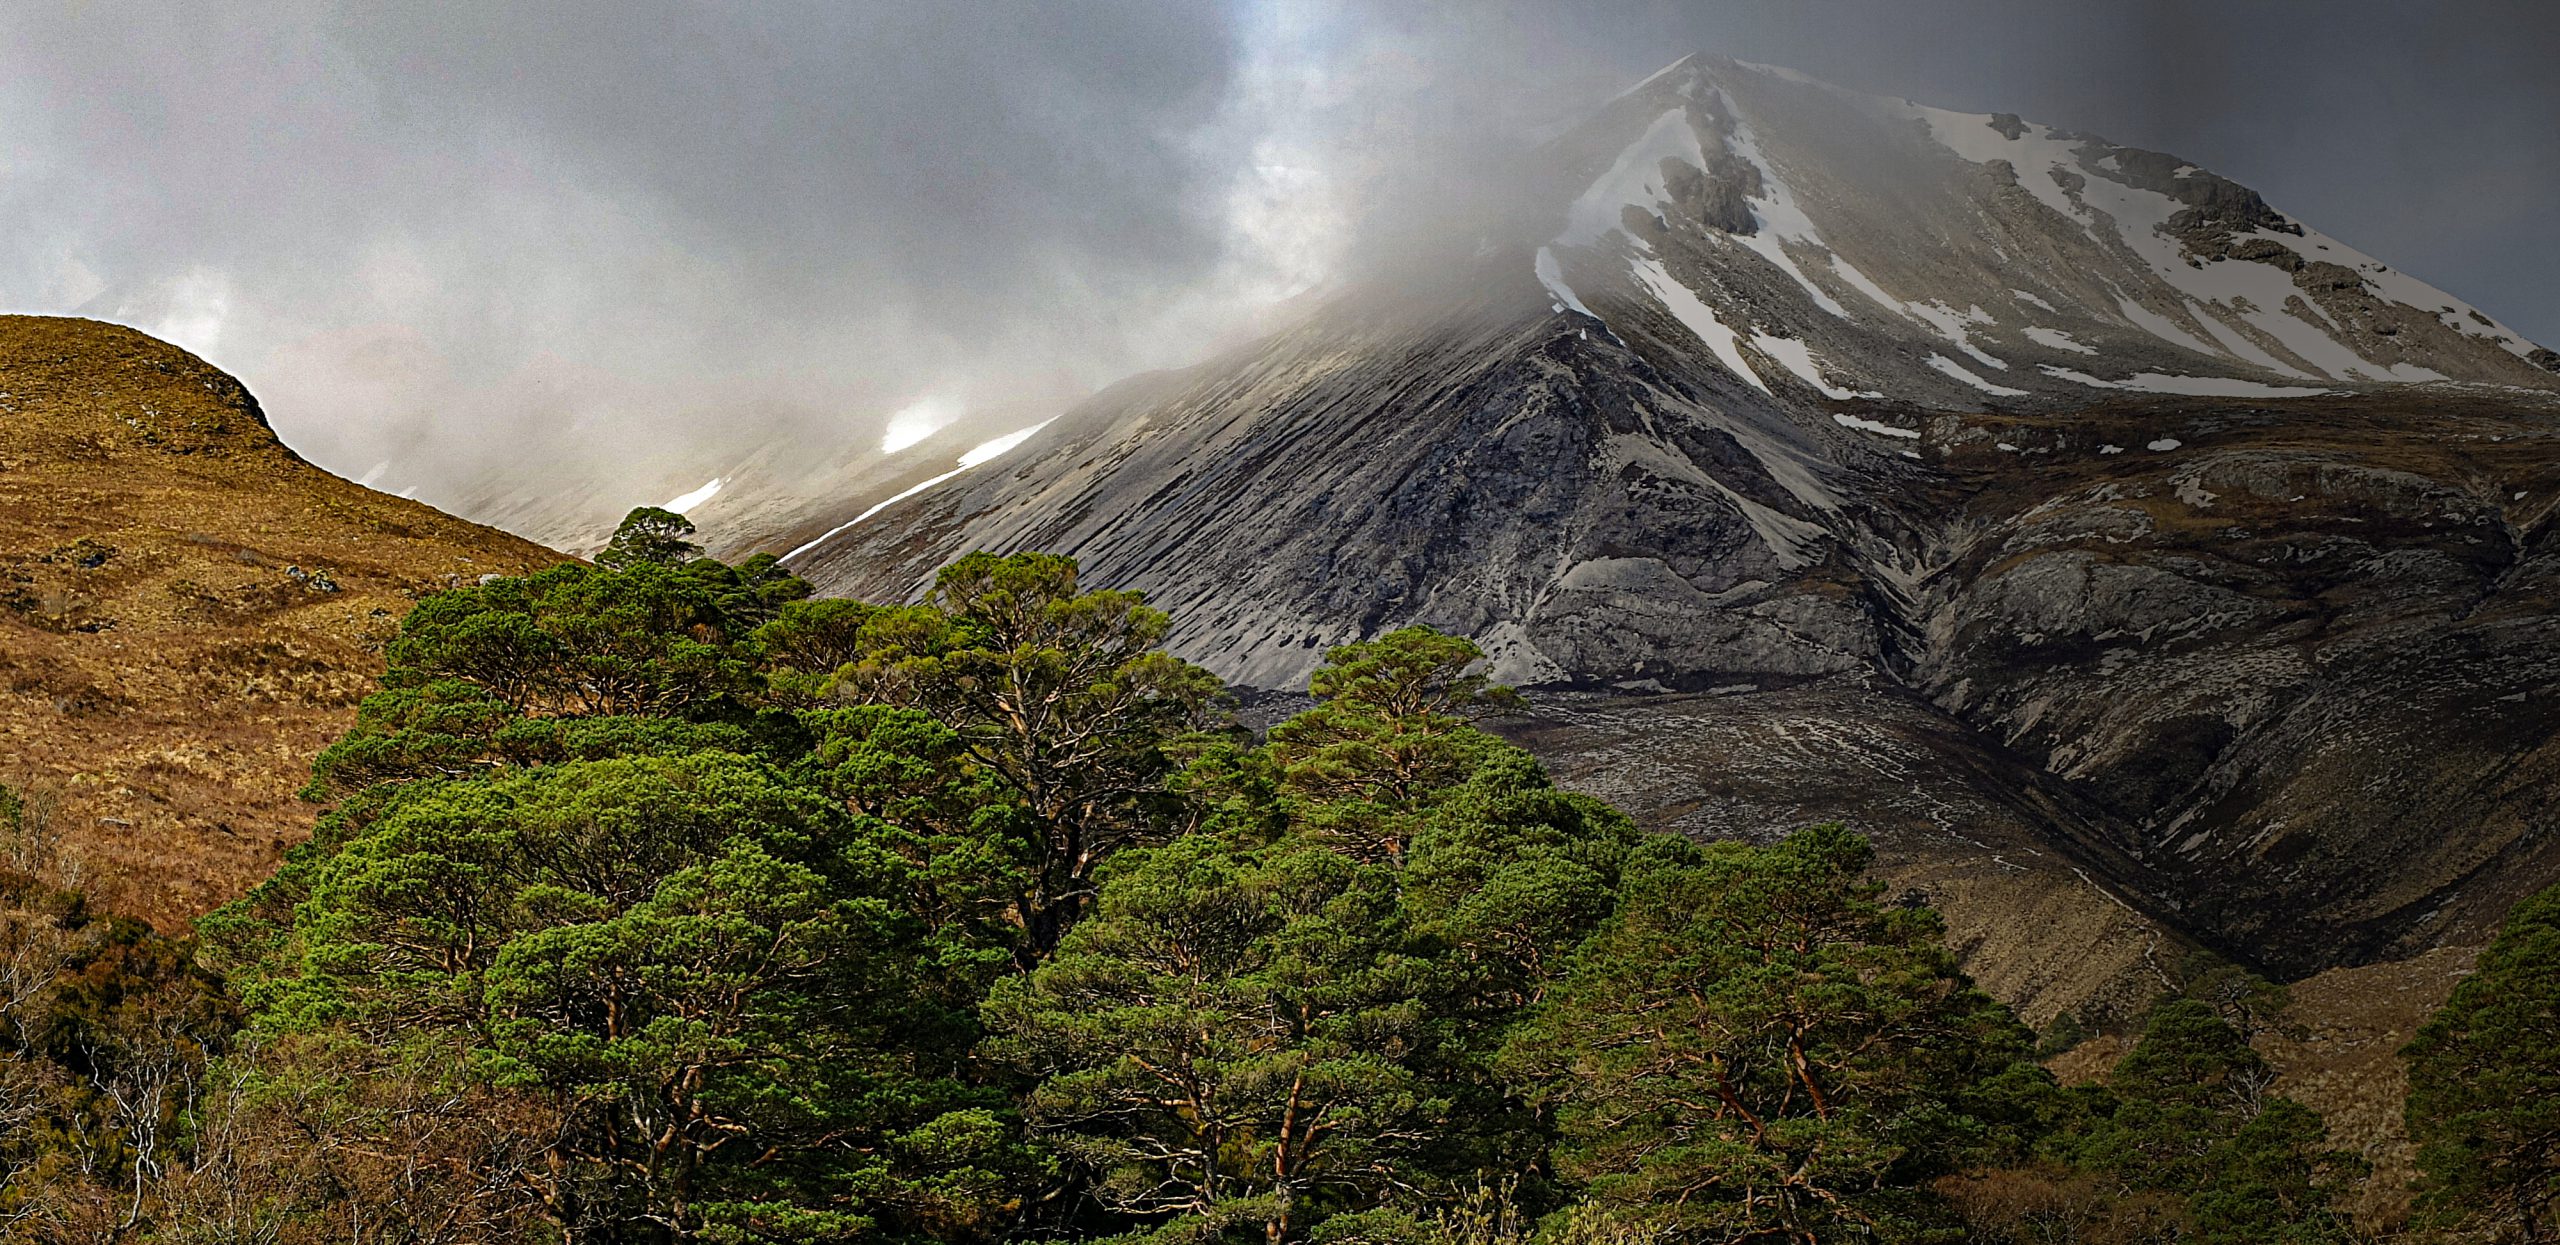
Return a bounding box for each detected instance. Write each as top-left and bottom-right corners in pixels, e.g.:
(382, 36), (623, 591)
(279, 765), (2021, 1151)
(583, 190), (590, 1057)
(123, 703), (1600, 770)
(2405, 883), (2560, 1241)
(1505, 826), (2046, 1241)
(0, 510), (2517, 1242)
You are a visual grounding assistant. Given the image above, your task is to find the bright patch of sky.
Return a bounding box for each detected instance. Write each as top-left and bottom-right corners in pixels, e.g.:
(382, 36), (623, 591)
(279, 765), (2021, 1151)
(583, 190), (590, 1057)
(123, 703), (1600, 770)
(128, 267), (232, 358)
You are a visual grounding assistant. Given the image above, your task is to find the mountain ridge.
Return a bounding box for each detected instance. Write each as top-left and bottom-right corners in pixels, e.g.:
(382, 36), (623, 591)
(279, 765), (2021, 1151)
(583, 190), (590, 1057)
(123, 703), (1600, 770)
(775, 56), (2560, 1018)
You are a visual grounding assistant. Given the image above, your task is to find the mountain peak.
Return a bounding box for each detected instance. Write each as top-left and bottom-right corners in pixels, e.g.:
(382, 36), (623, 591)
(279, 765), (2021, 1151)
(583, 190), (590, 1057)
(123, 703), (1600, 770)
(767, 63), (2560, 1014)
(1532, 59), (2557, 407)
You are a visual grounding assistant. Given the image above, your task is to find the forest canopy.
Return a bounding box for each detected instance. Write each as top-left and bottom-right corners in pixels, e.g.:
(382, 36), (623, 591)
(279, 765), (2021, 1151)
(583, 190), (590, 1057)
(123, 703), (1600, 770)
(0, 515), (2515, 1243)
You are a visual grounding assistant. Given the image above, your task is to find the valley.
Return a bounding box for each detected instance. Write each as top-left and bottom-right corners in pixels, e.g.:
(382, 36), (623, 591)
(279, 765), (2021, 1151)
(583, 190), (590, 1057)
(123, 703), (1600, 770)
(1, 41), (2555, 1244)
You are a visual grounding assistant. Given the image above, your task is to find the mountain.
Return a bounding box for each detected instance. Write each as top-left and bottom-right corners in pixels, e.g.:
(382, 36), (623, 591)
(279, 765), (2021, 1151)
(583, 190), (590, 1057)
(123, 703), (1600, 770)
(434, 393), (1074, 562)
(792, 56), (2557, 685)
(0, 316), (562, 926)
(780, 55), (2560, 1035)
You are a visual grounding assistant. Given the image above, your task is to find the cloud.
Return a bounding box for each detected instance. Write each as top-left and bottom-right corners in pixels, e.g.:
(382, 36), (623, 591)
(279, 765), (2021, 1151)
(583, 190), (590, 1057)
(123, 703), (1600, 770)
(1, 1), (2550, 548)
(0, 1), (1255, 532)
(1266, 0), (2560, 344)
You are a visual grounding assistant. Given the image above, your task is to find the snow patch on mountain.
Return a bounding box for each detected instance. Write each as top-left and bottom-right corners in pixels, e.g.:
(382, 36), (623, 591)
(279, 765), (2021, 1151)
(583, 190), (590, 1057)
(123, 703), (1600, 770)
(1562, 107), (1708, 247)
(660, 476), (726, 513)
(2024, 327), (2098, 355)
(2039, 366), (2327, 398)
(1609, 51), (1703, 104)
(1535, 246), (1600, 320)
(2192, 309), (2316, 378)
(1907, 104), (2093, 224)
(1752, 332), (1860, 399)
(2122, 373), (2331, 398)
(1907, 300), (2009, 369)
(2361, 260), (2545, 359)
(1537, 55), (2549, 417)
(2110, 297), (2221, 358)
(1833, 412), (1920, 439)
(1632, 257), (1771, 394)
(1826, 257), (1904, 317)
(1896, 93), (2537, 382)
(1927, 354), (2029, 397)
(783, 421), (1056, 562)
(2068, 170), (2379, 378)
(958, 420), (1054, 468)
(1720, 112), (1852, 317)
(1605, 432), (1825, 569)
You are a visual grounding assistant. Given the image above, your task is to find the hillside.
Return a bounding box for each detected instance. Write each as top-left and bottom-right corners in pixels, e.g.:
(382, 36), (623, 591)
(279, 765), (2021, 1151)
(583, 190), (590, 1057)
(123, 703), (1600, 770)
(781, 56), (2560, 1023)
(751, 59), (2560, 1204)
(0, 316), (563, 926)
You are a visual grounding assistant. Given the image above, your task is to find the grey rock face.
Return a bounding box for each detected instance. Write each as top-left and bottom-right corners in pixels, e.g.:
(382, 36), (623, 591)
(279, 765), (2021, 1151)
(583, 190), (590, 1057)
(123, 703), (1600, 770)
(1909, 391), (2560, 973)
(790, 271), (1877, 692)
(1498, 682), (2181, 1027)
(779, 56), (2560, 1001)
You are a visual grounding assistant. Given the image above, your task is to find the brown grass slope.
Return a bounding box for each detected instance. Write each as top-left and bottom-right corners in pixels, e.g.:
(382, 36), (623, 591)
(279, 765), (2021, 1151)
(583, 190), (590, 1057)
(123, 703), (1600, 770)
(0, 316), (562, 927)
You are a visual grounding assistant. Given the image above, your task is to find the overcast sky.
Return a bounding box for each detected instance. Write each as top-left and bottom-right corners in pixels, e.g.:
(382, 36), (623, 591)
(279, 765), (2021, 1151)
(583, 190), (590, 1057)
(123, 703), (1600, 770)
(2, 1), (2552, 524)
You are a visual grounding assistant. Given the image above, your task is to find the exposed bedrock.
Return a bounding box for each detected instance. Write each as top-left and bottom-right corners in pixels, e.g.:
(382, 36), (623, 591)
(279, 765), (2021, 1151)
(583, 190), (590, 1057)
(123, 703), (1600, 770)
(785, 55), (2560, 1007)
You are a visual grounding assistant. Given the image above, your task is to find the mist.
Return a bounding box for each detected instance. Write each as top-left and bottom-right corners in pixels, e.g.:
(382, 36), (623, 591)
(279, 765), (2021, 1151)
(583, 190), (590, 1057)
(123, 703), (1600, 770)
(3, 1), (2552, 547)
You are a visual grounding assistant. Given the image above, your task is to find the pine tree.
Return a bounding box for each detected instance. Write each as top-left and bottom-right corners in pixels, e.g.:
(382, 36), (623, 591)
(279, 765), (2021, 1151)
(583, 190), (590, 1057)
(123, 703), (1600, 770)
(829, 552), (1231, 965)
(982, 836), (1445, 1245)
(2405, 883), (2560, 1240)
(2058, 998), (2354, 1244)
(1503, 825), (2048, 1242)
(596, 505), (703, 569)
(219, 751), (1026, 1242)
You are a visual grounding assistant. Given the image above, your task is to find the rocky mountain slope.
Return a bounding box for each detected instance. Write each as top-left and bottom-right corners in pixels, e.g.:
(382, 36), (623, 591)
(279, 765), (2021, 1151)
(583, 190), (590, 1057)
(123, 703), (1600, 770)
(438, 393), (1072, 563)
(0, 316), (562, 925)
(783, 56), (2560, 1024)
